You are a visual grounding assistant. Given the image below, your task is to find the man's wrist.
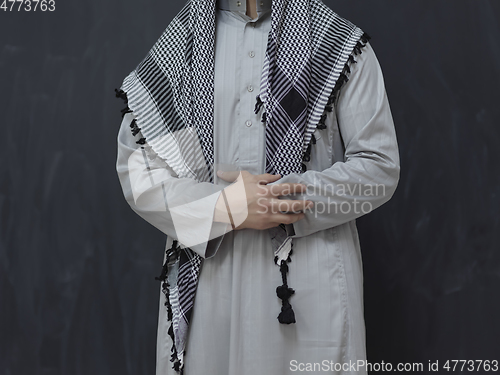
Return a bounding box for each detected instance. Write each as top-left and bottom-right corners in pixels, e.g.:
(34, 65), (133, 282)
(214, 191), (231, 224)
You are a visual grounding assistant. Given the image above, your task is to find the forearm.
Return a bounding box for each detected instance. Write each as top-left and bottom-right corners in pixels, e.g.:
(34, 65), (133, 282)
(116, 113), (230, 257)
(279, 42), (400, 238)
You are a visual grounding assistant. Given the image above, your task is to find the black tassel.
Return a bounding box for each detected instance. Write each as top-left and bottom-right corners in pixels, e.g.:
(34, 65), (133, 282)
(254, 95), (264, 114)
(121, 106), (132, 118)
(327, 93), (335, 106)
(136, 137), (146, 145)
(354, 40), (367, 56)
(276, 285), (294, 300)
(303, 143), (311, 163)
(132, 126), (141, 137)
(311, 133), (316, 145)
(316, 113), (327, 130)
(173, 361), (181, 372)
(261, 112), (267, 123)
(361, 32), (371, 44)
(155, 263), (168, 282)
(115, 88), (128, 103)
(278, 302), (296, 324)
(339, 72), (349, 86)
(276, 259), (296, 324)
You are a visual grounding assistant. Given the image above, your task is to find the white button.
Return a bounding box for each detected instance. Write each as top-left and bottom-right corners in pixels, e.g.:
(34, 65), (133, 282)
(249, 51), (255, 58)
(247, 85), (254, 92)
(245, 120), (252, 127)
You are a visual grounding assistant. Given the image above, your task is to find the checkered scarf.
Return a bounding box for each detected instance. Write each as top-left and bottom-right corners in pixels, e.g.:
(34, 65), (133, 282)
(119, 0), (368, 372)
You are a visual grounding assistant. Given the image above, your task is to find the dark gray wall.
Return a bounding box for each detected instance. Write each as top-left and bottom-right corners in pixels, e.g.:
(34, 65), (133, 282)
(1, 1), (499, 374)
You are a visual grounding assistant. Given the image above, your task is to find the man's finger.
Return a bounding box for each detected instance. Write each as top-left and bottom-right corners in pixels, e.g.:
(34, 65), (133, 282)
(272, 213), (306, 225)
(256, 173), (282, 185)
(268, 183), (307, 197)
(217, 170), (241, 182)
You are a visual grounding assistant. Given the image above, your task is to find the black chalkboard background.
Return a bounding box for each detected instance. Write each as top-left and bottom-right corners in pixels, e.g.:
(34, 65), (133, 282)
(1, 1), (499, 374)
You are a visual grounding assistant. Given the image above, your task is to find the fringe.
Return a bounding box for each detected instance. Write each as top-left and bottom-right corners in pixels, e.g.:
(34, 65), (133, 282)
(254, 95), (264, 114)
(155, 240), (184, 374)
(121, 107), (133, 118)
(115, 88), (132, 118)
(115, 88), (128, 103)
(255, 95), (268, 124)
(303, 32), (371, 171)
(115, 88), (148, 145)
(130, 119), (141, 136)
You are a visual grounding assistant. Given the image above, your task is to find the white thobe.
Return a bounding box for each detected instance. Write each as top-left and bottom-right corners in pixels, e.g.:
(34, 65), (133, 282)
(116, 6), (400, 375)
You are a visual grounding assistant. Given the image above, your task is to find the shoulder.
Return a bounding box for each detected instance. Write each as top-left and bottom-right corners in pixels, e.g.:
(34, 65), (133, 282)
(337, 41), (389, 111)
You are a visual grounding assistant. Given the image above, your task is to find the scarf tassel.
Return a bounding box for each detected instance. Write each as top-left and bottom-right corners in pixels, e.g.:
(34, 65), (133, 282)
(303, 143), (312, 163)
(353, 32), (371, 56)
(115, 88), (128, 103)
(254, 95), (264, 114)
(130, 119), (141, 136)
(116, 89), (132, 118)
(316, 113), (328, 130)
(116, 91), (147, 146)
(275, 248), (296, 324)
(121, 106), (132, 118)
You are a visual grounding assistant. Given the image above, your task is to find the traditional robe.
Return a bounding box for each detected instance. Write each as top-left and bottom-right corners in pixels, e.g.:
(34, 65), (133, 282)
(116, 4), (399, 375)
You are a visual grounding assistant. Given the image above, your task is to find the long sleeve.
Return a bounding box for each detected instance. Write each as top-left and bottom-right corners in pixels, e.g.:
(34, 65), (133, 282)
(277, 42), (400, 238)
(116, 113), (230, 258)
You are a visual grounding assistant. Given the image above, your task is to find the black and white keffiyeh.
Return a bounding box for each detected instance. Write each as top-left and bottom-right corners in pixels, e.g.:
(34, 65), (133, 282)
(117, 0), (369, 372)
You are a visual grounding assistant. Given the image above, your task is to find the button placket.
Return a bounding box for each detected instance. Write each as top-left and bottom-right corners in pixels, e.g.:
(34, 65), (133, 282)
(238, 15), (264, 172)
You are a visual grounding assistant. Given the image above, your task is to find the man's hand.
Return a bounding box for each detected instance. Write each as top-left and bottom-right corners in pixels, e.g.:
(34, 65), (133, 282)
(214, 170), (312, 230)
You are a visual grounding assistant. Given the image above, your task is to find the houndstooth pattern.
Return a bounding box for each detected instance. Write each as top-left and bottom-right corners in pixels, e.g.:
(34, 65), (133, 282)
(261, 0), (364, 175)
(120, 0), (366, 372)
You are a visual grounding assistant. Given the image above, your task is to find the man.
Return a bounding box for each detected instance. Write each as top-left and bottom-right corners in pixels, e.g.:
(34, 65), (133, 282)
(116, 0), (399, 373)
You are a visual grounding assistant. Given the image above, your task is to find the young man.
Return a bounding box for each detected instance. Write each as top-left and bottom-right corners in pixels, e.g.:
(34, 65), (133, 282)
(116, 0), (400, 373)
